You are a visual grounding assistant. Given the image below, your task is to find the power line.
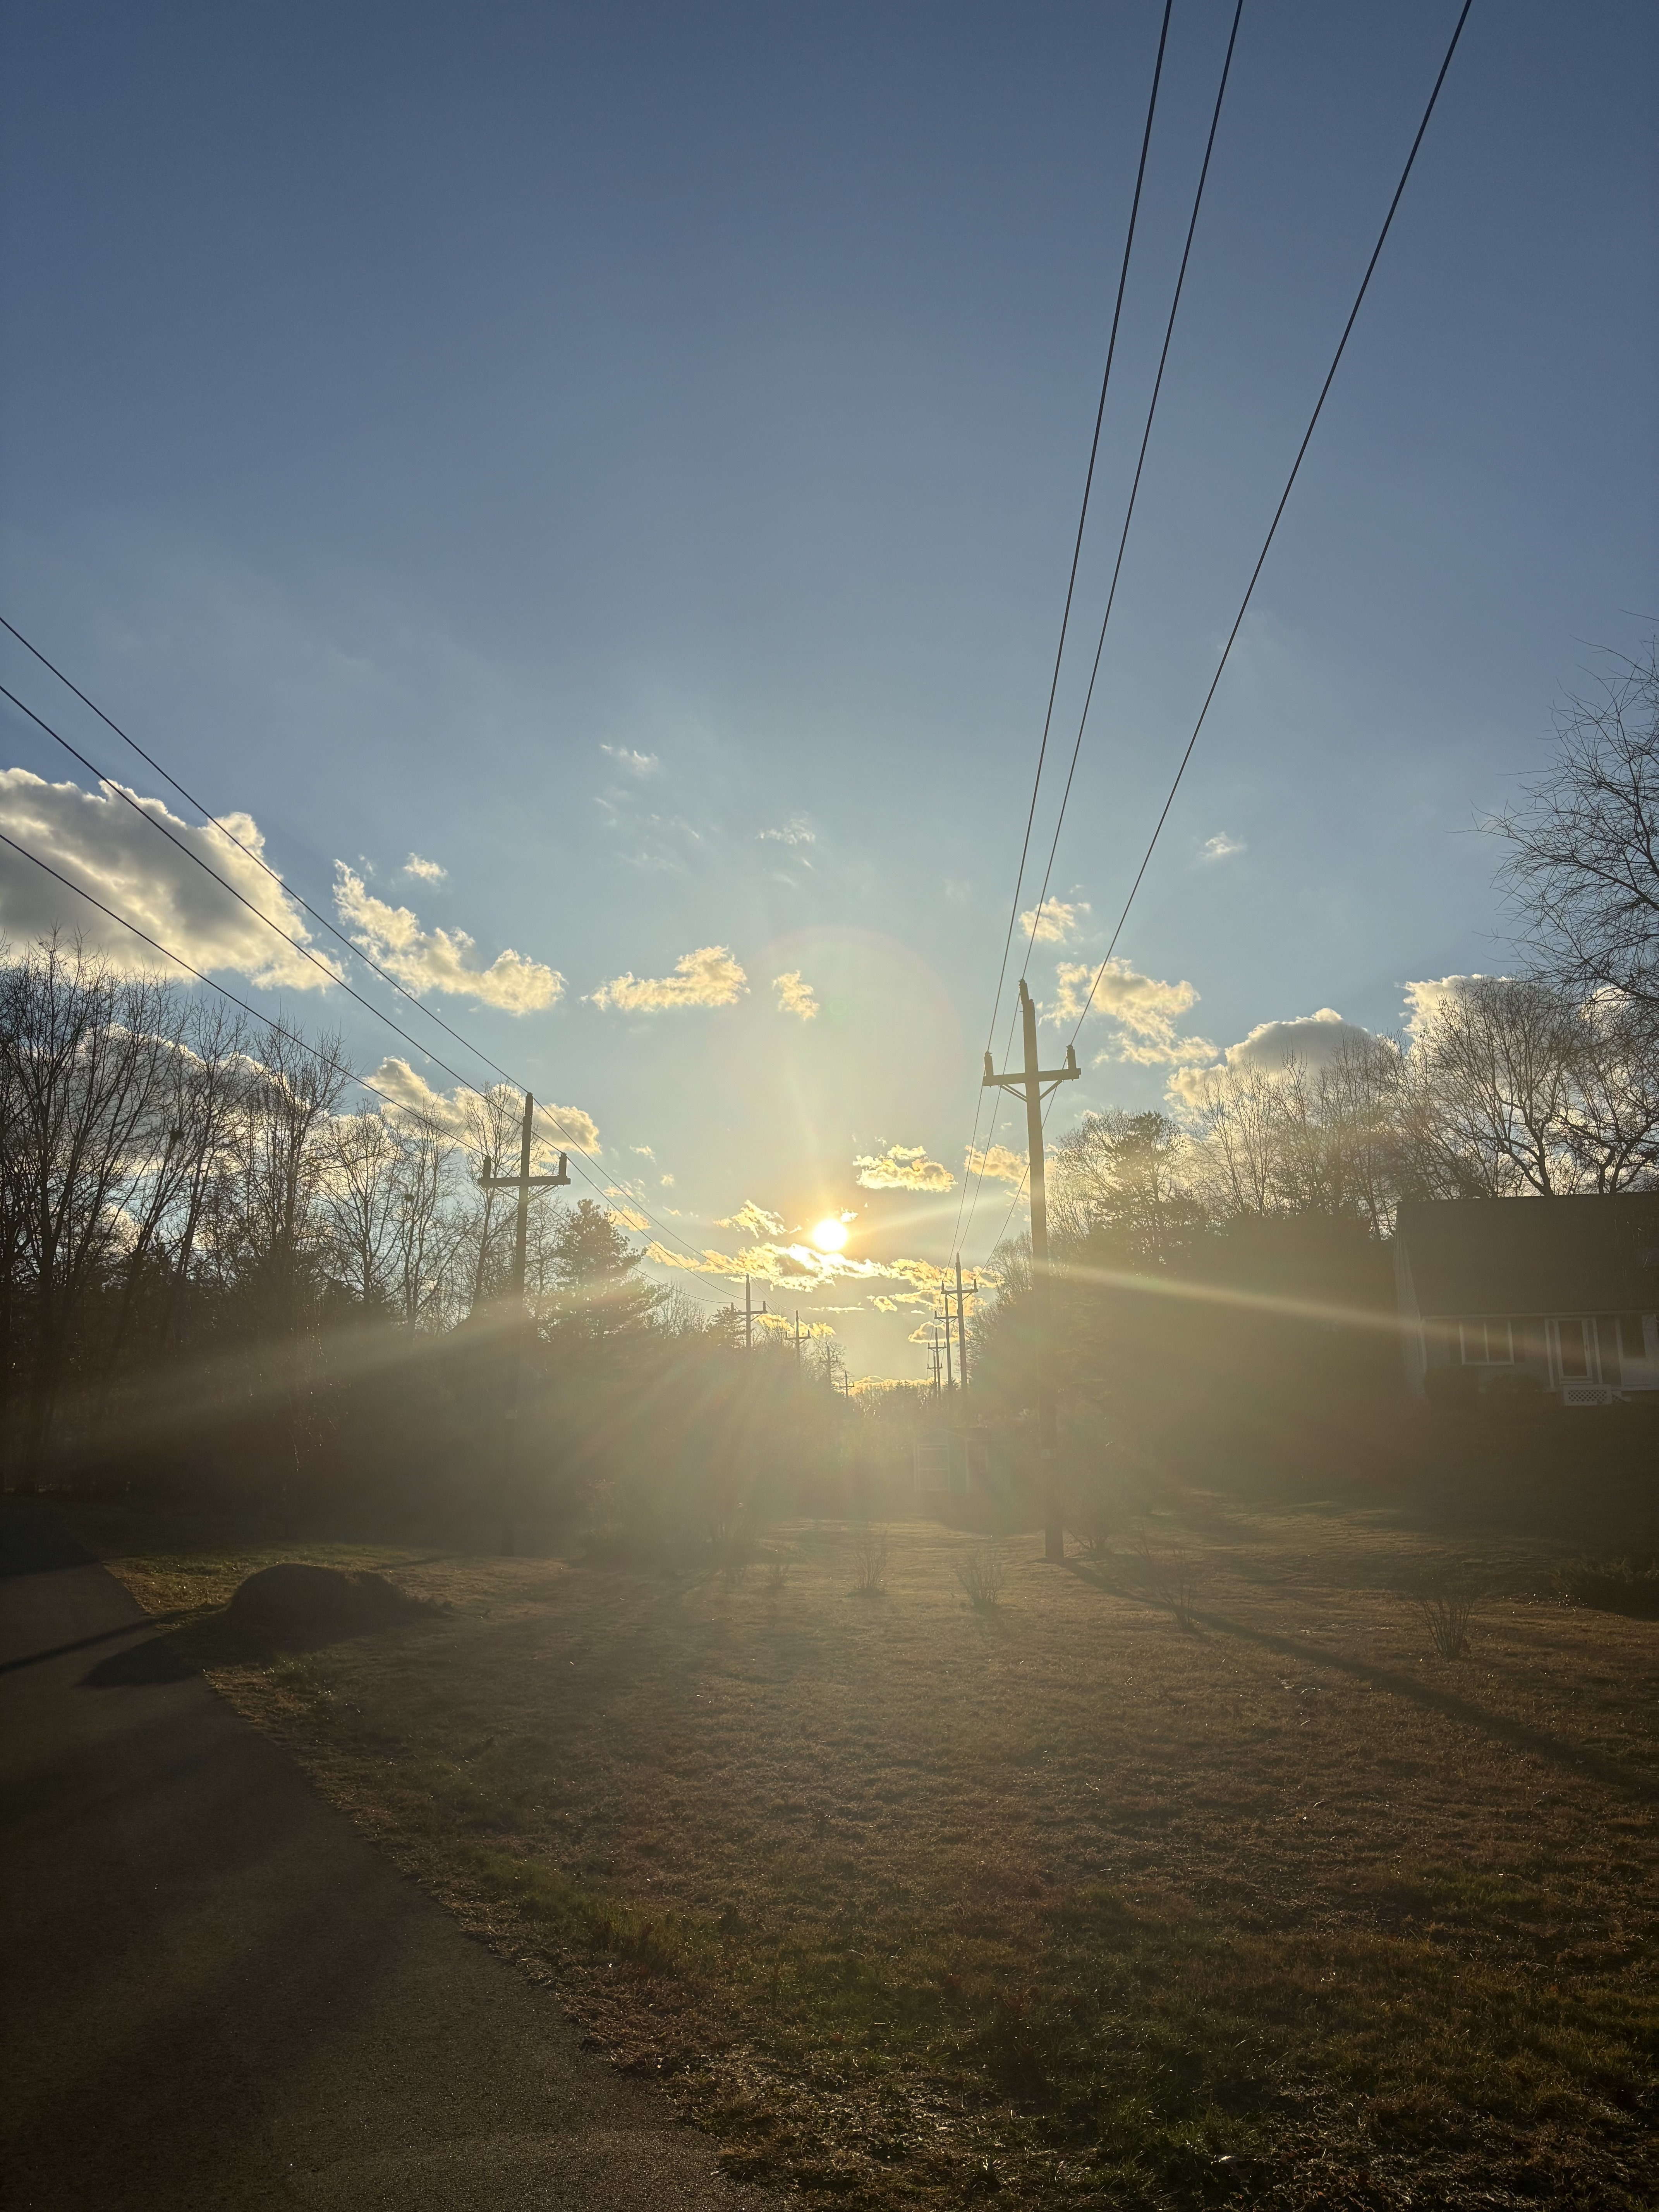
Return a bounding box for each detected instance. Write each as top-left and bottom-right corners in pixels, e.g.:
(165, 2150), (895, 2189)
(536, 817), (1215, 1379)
(959, 0), (1243, 1263)
(1061, 0), (1475, 1057)
(949, 0), (1175, 1259)
(1018, 0), (1244, 965)
(0, 610), (527, 1095)
(0, 653), (702, 1254)
(0, 694), (709, 1266)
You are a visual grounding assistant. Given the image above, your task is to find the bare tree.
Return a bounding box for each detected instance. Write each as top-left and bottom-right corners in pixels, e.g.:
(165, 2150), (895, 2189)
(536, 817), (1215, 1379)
(1492, 639), (1659, 1008)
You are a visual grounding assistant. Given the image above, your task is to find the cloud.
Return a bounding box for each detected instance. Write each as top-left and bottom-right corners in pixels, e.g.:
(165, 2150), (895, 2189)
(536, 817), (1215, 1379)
(608, 1204), (650, 1232)
(334, 866), (562, 1011)
(366, 1058), (600, 1154)
(758, 816), (814, 846)
(773, 970), (819, 1019)
(402, 853), (447, 882)
(0, 768), (341, 989)
(632, 1144), (655, 1158)
(1167, 1007), (1388, 1107)
(853, 1143), (955, 1193)
(642, 1235), (949, 1300)
(601, 744), (660, 778)
(589, 945), (747, 1012)
(716, 1200), (786, 1237)
(870, 1295), (900, 1312)
(1401, 975), (1487, 1040)
(1049, 957), (1211, 1065)
(660, 1173), (674, 1187)
(965, 1142), (1025, 1186)
(1021, 898), (1088, 945)
(1200, 833), (1245, 862)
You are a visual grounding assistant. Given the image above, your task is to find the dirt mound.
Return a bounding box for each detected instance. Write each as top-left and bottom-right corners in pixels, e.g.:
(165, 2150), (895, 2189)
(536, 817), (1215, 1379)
(227, 1562), (423, 1640)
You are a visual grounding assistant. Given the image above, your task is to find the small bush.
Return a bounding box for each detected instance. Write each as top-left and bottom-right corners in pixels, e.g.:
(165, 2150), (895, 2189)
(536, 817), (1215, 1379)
(764, 1555), (790, 1597)
(850, 1521), (890, 1595)
(1124, 1532), (1202, 1628)
(957, 1543), (1006, 1610)
(1556, 1553), (1659, 1617)
(1407, 1567), (1479, 1657)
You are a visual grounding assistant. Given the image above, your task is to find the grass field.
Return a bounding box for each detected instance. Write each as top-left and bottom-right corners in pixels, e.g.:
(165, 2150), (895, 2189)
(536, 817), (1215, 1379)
(70, 1478), (1658, 2209)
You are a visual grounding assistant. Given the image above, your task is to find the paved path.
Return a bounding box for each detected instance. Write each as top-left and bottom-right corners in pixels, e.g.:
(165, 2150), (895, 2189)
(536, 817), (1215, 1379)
(0, 1511), (778, 2211)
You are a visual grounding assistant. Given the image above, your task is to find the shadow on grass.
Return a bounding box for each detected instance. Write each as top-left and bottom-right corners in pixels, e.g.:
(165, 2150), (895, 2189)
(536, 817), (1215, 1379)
(1064, 1560), (1654, 1799)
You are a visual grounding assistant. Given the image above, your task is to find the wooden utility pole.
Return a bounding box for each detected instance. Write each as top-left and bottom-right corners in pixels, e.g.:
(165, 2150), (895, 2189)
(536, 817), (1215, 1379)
(477, 1093), (569, 1550)
(929, 1326), (943, 1398)
(982, 978), (1078, 1560)
(941, 1259), (977, 1393)
(934, 1301), (954, 1389)
(745, 1274), (752, 1350)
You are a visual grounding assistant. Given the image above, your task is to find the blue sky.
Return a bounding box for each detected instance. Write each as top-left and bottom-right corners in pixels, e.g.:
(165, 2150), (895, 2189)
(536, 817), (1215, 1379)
(2, 0), (1654, 1375)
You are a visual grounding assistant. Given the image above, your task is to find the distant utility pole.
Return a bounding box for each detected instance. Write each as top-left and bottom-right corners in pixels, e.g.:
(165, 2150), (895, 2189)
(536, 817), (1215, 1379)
(929, 1326), (943, 1399)
(982, 977), (1078, 1561)
(794, 1310), (802, 1365)
(933, 1301), (954, 1389)
(941, 1258), (977, 1393)
(745, 1274), (752, 1350)
(477, 1093), (569, 1551)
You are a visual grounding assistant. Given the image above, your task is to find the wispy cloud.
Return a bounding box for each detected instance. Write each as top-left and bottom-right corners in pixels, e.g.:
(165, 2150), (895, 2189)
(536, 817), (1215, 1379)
(0, 768), (340, 990)
(589, 945), (747, 1012)
(402, 852), (447, 882)
(853, 1143), (955, 1193)
(773, 970), (818, 1019)
(1200, 833), (1245, 862)
(716, 1200), (785, 1237)
(334, 865), (562, 1011)
(367, 1058), (600, 1154)
(758, 816), (814, 846)
(1049, 957), (1212, 1066)
(1020, 898), (1088, 945)
(601, 743), (660, 778)
(964, 1142), (1024, 1185)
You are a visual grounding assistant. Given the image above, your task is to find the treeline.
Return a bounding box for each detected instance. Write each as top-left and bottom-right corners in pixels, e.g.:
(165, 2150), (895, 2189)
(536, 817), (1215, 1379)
(972, 969), (1659, 1498)
(0, 936), (879, 1533)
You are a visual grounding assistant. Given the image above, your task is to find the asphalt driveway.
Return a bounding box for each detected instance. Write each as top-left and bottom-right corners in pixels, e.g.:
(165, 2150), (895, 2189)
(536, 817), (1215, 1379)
(0, 1509), (778, 2211)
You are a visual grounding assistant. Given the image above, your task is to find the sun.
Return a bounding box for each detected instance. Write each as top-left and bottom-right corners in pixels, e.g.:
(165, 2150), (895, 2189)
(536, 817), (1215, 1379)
(810, 1217), (848, 1254)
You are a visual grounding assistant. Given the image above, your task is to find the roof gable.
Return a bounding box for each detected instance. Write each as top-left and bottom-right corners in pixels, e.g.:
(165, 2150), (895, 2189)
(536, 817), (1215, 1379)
(1397, 1194), (1659, 1316)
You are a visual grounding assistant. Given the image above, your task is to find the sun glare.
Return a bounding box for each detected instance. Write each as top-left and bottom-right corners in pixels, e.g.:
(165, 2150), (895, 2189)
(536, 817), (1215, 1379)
(810, 1217), (848, 1253)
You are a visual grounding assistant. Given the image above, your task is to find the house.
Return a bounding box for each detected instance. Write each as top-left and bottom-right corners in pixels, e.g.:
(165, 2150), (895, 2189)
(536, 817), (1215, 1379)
(912, 1429), (991, 1494)
(1395, 1194), (1659, 1405)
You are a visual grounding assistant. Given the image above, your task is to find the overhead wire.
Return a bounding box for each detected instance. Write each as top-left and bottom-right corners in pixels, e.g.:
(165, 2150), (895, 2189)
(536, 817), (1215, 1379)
(0, 674), (713, 1269)
(1059, 0), (1475, 1063)
(970, 0), (1476, 1268)
(949, 0), (1175, 1259)
(959, 0), (1244, 1262)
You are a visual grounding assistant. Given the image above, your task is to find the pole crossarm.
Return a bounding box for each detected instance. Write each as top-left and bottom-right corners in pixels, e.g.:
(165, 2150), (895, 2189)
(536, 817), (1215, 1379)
(982, 1044), (1079, 1094)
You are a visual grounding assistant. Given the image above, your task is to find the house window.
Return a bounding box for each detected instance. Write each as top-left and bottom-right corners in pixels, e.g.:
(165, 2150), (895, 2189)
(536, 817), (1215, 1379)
(1460, 1318), (1513, 1365)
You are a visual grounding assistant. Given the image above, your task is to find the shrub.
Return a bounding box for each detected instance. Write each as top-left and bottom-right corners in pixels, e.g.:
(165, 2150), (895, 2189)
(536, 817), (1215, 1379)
(850, 1521), (889, 1595)
(957, 1543), (1006, 1610)
(1407, 1567), (1479, 1657)
(1124, 1531), (1203, 1628)
(1556, 1553), (1659, 1617)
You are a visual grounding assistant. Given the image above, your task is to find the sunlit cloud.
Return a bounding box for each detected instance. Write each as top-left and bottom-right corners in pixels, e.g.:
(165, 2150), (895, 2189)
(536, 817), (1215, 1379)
(1200, 833), (1245, 862)
(774, 969), (819, 1019)
(758, 816), (814, 846)
(1401, 975), (1489, 1039)
(1166, 1006), (1388, 1106)
(716, 1200), (786, 1237)
(334, 865), (562, 1011)
(1020, 898), (1088, 945)
(601, 743), (660, 778)
(402, 852), (447, 882)
(1050, 956), (1212, 1067)
(588, 945), (747, 1012)
(366, 1058), (600, 1154)
(643, 1238), (949, 1299)
(964, 1142), (1024, 1185)
(0, 768), (341, 990)
(854, 1143), (955, 1193)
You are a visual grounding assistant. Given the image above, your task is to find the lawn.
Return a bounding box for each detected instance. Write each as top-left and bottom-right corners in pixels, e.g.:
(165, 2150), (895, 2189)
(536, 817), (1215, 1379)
(69, 1482), (1658, 2209)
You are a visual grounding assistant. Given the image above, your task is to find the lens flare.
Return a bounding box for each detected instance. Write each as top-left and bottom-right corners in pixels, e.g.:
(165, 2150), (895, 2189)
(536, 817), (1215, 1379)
(810, 1218), (848, 1253)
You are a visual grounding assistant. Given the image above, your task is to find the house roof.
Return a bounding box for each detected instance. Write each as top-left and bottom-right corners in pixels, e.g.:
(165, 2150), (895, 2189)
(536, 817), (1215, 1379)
(1397, 1194), (1659, 1317)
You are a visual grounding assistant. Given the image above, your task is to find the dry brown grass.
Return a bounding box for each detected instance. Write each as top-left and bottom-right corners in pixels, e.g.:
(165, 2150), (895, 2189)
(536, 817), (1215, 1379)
(72, 1493), (1658, 2210)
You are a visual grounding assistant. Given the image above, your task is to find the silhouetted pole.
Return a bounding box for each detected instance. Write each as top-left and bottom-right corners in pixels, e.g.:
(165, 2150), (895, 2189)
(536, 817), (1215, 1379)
(955, 1254), (974, 1394)
(982, 978), (1078, 1560)
(478, 1092), (569, 1551)
(934, 1301), (953, 1389)
(745, 1274), (752, 1349)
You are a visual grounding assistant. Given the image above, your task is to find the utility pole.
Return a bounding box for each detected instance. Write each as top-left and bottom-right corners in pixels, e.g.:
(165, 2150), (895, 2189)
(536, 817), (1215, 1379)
(745, 1274), (752, 1350)
(954, 1255), (975, 1394)
(477, 1093), (569, 1551)
(982, 978), (1078, 1561)
(929, 1326), (943, 1399)
(934, 1301), (954, 1389)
